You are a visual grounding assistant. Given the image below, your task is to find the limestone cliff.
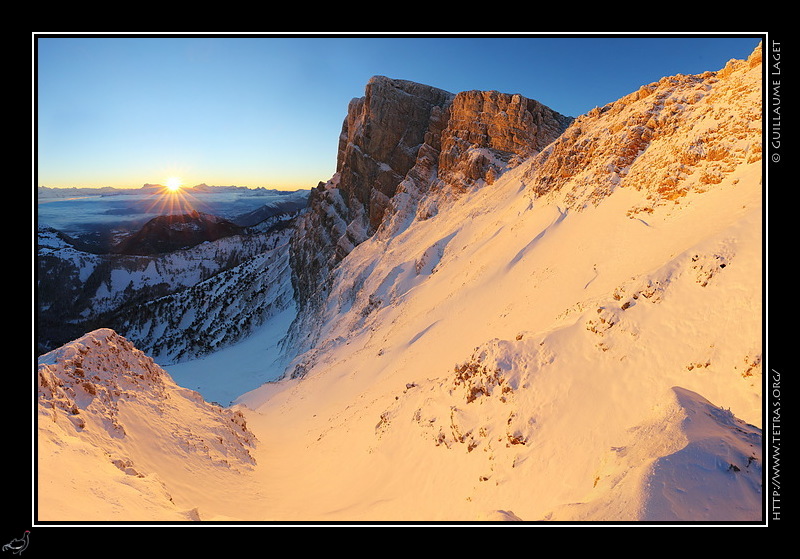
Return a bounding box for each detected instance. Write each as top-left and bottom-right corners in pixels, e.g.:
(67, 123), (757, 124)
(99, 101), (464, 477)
(439, 90), (574, 188)
(289, 76), (573, 309)
(337, 77), (455, 232)
(289, 77), (455, 309)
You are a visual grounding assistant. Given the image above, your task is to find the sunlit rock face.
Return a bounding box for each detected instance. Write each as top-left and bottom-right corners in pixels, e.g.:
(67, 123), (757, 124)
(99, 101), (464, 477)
(289, 75), (573, 310)
(337, 76), (456, 232)
(290, 77), (454, 308)
(438, 89), (573, 188)
(523, 43), (763, 212)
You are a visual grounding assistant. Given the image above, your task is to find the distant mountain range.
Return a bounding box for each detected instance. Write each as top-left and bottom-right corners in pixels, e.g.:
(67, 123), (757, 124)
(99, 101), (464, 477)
(37, 183), (308, 198)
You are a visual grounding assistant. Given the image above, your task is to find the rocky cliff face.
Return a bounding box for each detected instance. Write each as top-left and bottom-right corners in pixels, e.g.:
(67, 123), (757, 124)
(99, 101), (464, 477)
(337, 77), (456, 231)
(289, 77), (455, 309)
(439, 90), (574, 188)
(289, 76), (573, 309)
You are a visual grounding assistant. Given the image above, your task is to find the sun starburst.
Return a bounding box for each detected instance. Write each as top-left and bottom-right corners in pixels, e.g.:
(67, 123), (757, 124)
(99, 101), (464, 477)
(165, 176), (183, 192)
(145, 176), (198, 216)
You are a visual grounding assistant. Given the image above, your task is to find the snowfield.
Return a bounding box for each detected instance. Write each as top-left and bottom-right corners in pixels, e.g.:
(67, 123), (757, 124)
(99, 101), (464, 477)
(233, 160), (762, 522)
(36, 44), (765, 524)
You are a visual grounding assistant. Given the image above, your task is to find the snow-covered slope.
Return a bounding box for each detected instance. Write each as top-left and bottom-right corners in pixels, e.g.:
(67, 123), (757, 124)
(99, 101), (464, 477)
(115, 227), (295, 366)
(36, 44), (764, 523)
(237, 43), (764, 521)
(234, 163), (761, 522)
(37, 222), (295, 360)
(37, 329), (258, 521)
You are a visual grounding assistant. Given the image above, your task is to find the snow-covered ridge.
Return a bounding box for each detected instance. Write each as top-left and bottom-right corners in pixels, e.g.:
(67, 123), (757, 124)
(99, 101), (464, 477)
(38, 329), (257, 521)
(38, 228), (282, 315)
(37, 225), (291, 354)
(523, 43), (762, 212)
(117, 228), (295, 365)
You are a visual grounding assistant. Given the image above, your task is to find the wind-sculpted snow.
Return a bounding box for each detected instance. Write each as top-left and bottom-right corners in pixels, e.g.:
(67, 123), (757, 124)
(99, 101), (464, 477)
(367, 218), (763, 520)
(542, 387), (762, 521)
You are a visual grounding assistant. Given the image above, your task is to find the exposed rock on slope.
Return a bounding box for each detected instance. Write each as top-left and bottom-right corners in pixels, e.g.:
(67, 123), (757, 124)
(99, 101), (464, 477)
(524, 43), (763, 212)
(38, 329), (257, 520)
(439, 89), (574, 189)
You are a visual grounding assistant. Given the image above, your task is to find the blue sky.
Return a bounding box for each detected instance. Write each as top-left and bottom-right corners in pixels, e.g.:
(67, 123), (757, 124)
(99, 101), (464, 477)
(35, 34), (763, 191)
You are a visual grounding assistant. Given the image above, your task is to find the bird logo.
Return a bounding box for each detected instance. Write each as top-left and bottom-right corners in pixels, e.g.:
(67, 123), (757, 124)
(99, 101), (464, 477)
(2, 531), (29, 555)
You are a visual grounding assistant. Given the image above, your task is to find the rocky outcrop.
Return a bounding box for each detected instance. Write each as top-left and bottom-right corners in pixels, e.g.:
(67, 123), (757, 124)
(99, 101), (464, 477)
(523, 43), (763, 212)
(438, 90), (574, 188)
(289, 76), (573, 308)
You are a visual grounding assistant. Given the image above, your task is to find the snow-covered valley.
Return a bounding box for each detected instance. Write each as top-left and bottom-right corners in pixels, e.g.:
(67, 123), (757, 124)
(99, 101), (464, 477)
(36, 43), (765, 524)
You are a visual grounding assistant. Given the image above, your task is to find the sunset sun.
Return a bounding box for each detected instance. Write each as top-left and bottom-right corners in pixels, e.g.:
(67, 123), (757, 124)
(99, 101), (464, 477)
(165, 177), (183, 192)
